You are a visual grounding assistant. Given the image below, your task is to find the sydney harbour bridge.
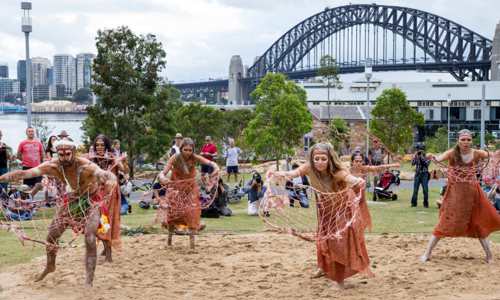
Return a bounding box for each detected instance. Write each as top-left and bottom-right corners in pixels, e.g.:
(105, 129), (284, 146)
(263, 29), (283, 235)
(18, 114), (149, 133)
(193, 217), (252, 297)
(172, 4), (499, 104)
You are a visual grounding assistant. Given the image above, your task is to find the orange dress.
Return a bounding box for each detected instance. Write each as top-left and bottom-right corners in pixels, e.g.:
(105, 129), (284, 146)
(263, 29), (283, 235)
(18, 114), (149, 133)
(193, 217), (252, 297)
(92, 155), (122, 248)
(433, 152), (500, 238)
(163, 159), (201, 230)
(308, 172), (371, 283)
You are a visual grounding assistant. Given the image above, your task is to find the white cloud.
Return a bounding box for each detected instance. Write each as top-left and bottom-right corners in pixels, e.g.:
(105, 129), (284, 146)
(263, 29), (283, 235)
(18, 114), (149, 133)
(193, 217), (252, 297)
(0, 0), (499, 81)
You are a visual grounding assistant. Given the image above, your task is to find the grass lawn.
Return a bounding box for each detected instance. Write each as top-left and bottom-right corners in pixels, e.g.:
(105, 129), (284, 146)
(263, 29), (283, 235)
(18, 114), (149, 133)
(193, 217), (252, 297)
(2, 185), (499, 269)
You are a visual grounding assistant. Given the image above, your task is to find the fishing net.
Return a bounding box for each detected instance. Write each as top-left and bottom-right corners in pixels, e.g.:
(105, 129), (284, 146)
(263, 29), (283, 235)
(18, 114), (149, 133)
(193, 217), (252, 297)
(154, 174), (220, 227)
(259, 173), (365, 242)
(432, 152), (490, 184)
(0, 176), (116, 250)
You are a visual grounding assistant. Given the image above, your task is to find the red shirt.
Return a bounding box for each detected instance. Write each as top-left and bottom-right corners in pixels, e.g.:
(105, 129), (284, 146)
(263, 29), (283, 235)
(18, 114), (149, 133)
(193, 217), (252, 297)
(201, 143), (217, 161)
(17, 139), (43, 168)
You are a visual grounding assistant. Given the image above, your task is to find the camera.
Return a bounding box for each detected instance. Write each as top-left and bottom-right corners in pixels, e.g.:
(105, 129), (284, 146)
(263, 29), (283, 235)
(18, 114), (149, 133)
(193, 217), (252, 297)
(252, 172), (262, 184)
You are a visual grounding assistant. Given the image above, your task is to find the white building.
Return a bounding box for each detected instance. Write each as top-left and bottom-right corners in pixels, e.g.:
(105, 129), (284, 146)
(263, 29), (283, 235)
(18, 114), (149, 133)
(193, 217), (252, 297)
(300, 79), (500, 138)
(31, 57), (51, 86)
(53, 54), (76, 97)
(76, 53), (95, 90)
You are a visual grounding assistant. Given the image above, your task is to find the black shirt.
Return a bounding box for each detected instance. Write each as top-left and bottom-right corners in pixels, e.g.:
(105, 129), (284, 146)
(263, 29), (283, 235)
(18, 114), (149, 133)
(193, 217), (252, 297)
(0, 143), (8, 168)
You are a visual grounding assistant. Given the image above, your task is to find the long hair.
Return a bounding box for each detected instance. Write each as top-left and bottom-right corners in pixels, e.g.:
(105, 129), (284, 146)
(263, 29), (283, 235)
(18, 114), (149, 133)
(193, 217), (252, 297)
(46, 135), (57, 152)
(174, 138), (196, 175)
(92, 134), (112, 154)
(308, 143), (346, 187)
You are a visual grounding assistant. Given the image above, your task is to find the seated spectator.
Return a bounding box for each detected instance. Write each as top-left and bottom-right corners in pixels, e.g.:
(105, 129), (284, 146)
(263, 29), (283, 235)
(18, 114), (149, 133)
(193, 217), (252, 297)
(245, 171), (266, 216)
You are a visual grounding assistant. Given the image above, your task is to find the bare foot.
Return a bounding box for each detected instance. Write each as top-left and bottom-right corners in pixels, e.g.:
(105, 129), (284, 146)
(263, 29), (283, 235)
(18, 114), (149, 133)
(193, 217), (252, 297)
(311, 269), (325, 279)
(485, 254), (493, 264)
(34, 267), (55, 282)
(336, 282), (354, 289)
(420, 254), (431, 263)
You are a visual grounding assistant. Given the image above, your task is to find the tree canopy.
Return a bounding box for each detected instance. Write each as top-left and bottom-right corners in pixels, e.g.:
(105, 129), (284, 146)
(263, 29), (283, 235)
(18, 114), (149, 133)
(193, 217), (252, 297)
(370, 88), (424, 155)
(82, 26), (174, 175)
(243, 73), (312, 168)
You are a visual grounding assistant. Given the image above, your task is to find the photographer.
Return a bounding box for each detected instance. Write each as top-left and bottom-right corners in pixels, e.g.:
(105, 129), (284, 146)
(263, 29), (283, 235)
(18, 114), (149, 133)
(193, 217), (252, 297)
(411, 143), (431, 208)
(245, 171), (266, 216)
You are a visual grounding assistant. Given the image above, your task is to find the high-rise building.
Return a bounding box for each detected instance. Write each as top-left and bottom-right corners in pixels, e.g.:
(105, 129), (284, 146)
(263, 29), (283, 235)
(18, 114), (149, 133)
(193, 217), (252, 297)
(17, 60), (26, 92)
(31, 57), (51, 86)
(53, 54), (76, 97)
(0, 64), (8, 78)
(76, 53), (95, 90)
(0, 78), (20, 99)
(47, 67), (54, 85)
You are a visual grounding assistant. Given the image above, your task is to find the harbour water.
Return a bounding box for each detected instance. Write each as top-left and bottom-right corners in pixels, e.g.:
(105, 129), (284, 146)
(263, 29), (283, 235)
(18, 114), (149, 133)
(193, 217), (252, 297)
(0, 113), (86, 150)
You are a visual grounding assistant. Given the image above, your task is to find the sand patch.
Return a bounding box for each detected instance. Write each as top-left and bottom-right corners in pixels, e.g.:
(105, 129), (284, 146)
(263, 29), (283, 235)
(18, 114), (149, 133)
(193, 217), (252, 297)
(1, 233), (500, 300)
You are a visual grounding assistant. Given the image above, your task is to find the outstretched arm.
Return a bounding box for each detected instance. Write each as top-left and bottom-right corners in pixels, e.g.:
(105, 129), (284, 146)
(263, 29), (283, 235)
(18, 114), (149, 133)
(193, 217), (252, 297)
(194, 154), (220, 174)
(270, 163), (310, 179)
(158, 156), (175, 184)
(363, 163), (400, 174)
(429, 149), (453, 163)
(475, 149), (490, 160)
(0, 161), (57, 182)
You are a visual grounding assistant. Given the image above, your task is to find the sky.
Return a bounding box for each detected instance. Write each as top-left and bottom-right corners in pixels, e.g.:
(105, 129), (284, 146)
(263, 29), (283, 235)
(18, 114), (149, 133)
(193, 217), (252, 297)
(0, 0), (499, 83)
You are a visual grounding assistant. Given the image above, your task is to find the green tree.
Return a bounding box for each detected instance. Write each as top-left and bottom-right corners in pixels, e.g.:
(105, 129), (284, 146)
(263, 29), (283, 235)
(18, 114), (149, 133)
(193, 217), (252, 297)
(318, 55), (341, 116)
(329, 117), (350, 151)
(473, 131), (496, 148)
(243, 73), (312, 169)
(82, 26), (170, 176)
(174, 103), (224, 146)
(371, 88), (424, 157)
(425, 127), (448, 153)
(221, 109), (255, 140)
(72, 88), (93, 104)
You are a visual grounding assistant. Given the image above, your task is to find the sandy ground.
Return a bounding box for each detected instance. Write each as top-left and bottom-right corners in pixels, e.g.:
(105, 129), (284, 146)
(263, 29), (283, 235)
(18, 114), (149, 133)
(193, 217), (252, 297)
(1, 233), (500, 300)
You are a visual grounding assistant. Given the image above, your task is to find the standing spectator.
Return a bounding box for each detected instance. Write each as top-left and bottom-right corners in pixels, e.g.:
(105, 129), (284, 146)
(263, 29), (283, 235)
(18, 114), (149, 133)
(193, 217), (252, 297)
(411, 143), (431, 208)
(0, 129), (14, 192)
(57, 130), (73, 141)
(45, 135), (58, 160)
(169, 133), (183, 157)
(17, 127), (44, 187)
(368, 138), (386, 190)
(112, 139), (121, 157)
(200, 136), (218, 177)
(224, 138), (241, 182)
(281, 156), (293, 171)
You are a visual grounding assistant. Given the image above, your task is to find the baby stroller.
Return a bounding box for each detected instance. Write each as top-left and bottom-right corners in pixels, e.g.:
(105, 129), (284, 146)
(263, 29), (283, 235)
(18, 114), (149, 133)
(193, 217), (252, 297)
(373, 170), (400, 201)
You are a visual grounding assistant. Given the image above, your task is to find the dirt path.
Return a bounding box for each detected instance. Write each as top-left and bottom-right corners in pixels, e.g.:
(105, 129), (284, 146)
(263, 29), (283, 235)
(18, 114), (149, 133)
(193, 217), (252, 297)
(1, 233), (500, 300)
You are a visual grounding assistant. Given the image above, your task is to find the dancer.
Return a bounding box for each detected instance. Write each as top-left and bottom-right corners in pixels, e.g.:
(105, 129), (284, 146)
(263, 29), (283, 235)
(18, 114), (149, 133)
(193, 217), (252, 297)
(271, 143), (370, 288)
(421, 129), (500, 263)
(88, 134), (126, 256)
(0, 139), (117, 287)
(158, 138), (219, 249)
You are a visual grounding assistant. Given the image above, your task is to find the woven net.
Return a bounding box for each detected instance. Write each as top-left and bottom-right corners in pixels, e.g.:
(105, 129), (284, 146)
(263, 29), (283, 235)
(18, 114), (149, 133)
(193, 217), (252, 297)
(0, 177), (115, 249)
(259, 174), (364, 242)
(155, 174), (219, 226)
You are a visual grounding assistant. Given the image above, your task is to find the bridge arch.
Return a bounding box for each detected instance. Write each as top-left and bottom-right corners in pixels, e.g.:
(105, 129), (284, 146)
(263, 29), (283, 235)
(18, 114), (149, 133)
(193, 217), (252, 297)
(247, 4), (492, 81)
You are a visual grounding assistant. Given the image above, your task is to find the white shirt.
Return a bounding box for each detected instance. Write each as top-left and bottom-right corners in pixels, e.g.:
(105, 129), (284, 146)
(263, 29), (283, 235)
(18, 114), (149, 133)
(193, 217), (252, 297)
(225, 147), (241, 166)
(171, 145), (180, 155)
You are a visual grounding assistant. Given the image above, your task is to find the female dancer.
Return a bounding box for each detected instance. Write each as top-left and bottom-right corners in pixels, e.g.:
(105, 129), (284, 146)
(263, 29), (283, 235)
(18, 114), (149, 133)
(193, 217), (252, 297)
(271, 143), (370, 288)
(158, 138), (219, 249)
(421, 129), (500, 263)
(88, 134), (125, 260)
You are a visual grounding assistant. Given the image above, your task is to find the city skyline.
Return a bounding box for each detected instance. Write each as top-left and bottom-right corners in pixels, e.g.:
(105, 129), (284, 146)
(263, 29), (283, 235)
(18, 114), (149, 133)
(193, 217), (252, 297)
(0, 0), (500, 82)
